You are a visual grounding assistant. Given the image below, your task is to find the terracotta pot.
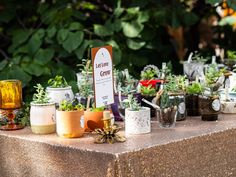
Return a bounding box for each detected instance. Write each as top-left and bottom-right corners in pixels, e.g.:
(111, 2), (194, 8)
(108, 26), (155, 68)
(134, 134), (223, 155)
(84, 110), (104, 131)
(56, 110), (84, 138)
(30, 102), (56, 134)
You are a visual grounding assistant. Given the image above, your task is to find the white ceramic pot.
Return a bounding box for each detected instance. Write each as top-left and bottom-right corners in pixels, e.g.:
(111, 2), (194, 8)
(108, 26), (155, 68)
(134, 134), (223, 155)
(46, 86), (74, 105)
(30, 103), (56, 134)
(125, 107), (151, 135)
(221, 101), (236, 113)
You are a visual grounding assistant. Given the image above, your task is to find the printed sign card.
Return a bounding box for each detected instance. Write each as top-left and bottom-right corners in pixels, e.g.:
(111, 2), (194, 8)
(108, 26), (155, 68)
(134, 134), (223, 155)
(91, 46), (114, 108)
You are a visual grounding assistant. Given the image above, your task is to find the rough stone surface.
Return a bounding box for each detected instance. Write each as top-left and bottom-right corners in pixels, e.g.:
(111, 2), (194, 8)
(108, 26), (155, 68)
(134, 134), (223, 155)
(0, 115), (236, 177)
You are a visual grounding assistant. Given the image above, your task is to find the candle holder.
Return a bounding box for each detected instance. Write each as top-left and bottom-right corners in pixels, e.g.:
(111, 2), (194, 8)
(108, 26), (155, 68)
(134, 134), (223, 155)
(0, 80), (24, 130)
(93, 111), (126, 144)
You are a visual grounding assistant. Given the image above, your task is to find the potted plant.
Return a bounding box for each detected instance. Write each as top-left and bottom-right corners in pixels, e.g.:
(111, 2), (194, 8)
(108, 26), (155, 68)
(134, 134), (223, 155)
(112, 69), (140, 121)
(30, 84), (56, 134)
(46, 75), (74, 105)
(185, 81), (202, 116)
(224, 50), (236, 71)
(124, 94), (151, 134)
(83, 106), (105, 132)
(198, 64), (224, 121)
(56, 98), (85, 138)
(158, 90), (178, 128)
(140, 84), (157, 118)
(183, 52), (207, 81)
(165, 75), (187, 121)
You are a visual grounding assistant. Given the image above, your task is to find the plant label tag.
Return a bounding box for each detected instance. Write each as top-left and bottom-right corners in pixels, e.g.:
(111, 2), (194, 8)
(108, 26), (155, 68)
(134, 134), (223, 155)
(92, 46), (114, 108)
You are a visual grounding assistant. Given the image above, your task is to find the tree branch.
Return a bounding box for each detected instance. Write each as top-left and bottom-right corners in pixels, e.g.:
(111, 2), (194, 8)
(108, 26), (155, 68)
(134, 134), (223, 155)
(0, 49), (10, 60)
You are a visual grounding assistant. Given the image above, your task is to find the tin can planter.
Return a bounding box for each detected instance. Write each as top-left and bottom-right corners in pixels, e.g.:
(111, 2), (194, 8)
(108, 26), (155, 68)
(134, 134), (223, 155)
(169, 94), (186, 121)
(198, 95), (221, 121)
(46, 86), (74, 105)
(83, 110), (104, 131)
(30, 103), (56, 134)
(185, 94), (200, 116)
(56, 110), (84, 138)
(125, 107), (151, 135)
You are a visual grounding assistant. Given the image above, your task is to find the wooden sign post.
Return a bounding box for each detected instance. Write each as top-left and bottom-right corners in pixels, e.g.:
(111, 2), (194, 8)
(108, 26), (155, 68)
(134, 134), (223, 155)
(91, 46), (114, 108)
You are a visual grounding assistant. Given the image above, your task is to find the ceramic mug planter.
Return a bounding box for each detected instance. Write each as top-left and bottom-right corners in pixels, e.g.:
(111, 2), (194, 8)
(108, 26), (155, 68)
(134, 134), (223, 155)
(46, 86), (74, 105)
(56, 110), (84, 138)
(83, 110), (104, 131)
(198, 95), (221, 121)
(30, 102), (56, 134)
(125, 107), (151, 135)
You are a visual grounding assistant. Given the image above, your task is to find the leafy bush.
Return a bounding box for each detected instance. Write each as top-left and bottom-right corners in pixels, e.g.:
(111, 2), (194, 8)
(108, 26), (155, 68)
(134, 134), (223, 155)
(0, 0), (235, 102)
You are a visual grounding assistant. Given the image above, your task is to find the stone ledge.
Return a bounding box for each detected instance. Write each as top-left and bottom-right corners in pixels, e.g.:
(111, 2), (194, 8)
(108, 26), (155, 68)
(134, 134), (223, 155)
(0, 115), (236, 177)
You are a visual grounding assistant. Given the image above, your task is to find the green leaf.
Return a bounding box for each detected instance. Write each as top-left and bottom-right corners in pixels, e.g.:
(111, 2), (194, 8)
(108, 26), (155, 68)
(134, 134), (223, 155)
(47, 26), (57, 38)
(75, 40), (89, 60)
(114, 7), (124, 18)
(35, 29), (45, 39)
(35, 48), (55, 65)
(69, 22), (83, 31)
(127, 38), (146, 50)
(62, 31), (84, 53)
(113, 47), (122, 65)
(89, 39), (105, 48)
(127, 7), (140, 15)
(28, 34), (42, 56)
(22, 61), (45, 77)
(122, 21), (144, 38)
(12, 30), (30, 48)
(106, 40), (119, 48)
(113, 19), (122, 32)
(137, 11), (149, 23)
(57, 29), (69, 44)
(7, 66), (32, 87)
(0, 60), (8, 70)
(12, 56), (21, 65)
(94, 24), (113, 37)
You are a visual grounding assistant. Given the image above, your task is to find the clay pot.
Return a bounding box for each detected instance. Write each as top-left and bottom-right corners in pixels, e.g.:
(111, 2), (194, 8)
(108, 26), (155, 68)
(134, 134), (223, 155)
(56, 110), (84, 138)
(30, 102), (56, 134)
(84, 110), (104, 131)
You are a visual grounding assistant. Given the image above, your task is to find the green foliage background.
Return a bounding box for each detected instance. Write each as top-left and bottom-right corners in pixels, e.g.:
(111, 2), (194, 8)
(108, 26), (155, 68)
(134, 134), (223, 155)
(0, 0), (235, 101)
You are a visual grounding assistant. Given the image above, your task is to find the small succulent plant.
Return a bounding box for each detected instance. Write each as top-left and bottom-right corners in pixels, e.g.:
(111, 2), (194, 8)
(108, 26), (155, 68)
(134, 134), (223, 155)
(58, 98), (84, 111)
(32, 84), (50, 104)
(48, 75), (69, 88)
